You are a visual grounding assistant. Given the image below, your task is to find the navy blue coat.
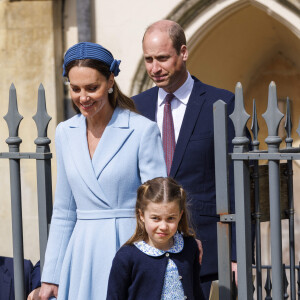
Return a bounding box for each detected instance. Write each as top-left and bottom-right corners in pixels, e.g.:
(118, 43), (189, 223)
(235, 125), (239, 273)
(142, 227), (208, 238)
(107, 236), (205, 300)
(133, 77), (236, 281)
(31, 261), (41, 290)
(0, 257), (40, 300)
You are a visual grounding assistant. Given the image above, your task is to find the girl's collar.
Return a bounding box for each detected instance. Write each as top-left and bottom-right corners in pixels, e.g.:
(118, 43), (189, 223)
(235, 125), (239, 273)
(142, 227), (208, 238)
(134, 232), (184, 257)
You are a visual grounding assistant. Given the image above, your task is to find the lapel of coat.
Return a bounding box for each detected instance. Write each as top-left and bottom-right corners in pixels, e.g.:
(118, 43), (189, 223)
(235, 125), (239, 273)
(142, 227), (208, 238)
(64, 114), (109, 201)
(92, 107), (134, 178)
(170, 78), (207, 177)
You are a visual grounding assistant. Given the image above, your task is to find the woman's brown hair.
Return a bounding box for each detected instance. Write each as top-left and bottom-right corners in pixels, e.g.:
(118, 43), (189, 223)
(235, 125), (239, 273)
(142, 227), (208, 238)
(65, 59), (137, 114)
(125, 177), (195, 245)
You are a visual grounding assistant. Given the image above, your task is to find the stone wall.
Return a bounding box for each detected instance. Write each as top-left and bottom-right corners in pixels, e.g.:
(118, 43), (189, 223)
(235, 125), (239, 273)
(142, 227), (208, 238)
(0, 0), (62, 263)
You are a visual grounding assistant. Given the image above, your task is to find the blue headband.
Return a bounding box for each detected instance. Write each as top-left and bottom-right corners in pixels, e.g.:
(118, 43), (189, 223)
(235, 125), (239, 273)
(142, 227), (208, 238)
(62, 42), (121, 77)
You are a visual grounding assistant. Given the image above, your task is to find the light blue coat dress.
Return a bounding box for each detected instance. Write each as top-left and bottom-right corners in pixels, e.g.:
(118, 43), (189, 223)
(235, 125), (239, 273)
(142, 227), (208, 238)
(41, 107), (167, 299)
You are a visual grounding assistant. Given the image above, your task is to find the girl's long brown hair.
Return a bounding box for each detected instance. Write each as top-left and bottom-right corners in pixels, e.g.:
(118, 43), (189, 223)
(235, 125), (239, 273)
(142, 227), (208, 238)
(125, 177), (195, 245)
(65, 59), (137, 114)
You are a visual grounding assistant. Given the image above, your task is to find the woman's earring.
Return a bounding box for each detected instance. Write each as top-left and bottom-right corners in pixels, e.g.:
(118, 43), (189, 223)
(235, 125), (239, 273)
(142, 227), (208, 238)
(108, 87), (113, 94)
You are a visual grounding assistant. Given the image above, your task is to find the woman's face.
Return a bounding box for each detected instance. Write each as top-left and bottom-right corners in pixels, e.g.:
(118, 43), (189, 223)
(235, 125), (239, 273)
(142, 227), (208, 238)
(68, 66), (114, 120)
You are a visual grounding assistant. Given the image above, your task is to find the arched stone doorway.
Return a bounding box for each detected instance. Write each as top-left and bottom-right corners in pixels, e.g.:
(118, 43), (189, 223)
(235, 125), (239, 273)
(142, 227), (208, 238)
(130, 0), (300, 96)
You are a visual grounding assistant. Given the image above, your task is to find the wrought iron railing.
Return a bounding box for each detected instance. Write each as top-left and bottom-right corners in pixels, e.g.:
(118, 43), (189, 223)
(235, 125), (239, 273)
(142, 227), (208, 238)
(214, 81), (299, 299)
(1, 84), (53, 300)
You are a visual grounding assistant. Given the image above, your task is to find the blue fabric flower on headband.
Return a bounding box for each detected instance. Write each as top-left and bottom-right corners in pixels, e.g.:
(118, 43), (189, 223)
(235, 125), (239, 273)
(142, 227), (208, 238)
(62, 42), (121, 77)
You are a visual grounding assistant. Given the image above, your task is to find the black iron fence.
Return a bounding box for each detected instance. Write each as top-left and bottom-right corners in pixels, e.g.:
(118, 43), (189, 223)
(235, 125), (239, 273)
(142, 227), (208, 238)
(214, 81), (300, 299)
(3, 81), (300, 299)
(1, 84), (53, 300)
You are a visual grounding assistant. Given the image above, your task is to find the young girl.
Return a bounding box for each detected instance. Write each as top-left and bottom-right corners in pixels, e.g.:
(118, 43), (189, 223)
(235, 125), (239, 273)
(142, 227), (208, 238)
(106, 177), (205, 300)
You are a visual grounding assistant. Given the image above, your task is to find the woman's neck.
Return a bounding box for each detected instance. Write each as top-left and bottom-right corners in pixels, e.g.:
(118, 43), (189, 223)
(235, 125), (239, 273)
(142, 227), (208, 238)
(86, 105), (114, 159)
(86, 105), (114, 132)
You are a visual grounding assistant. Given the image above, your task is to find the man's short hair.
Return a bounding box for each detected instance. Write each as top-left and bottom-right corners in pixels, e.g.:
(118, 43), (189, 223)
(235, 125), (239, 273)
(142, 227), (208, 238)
(168, 22), (186, 55)
(144, 21), (187, 55)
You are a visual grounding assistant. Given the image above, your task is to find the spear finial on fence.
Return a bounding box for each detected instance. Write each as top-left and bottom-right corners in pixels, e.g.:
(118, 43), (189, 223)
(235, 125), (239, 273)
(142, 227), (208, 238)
(262, 82), (284, 151)
(251, 99), (259, 151)
(4, 84), (23, 149)
(32, 84), (52, 152)
(284, 97), (293, 148)
(229, 82), (250, 147)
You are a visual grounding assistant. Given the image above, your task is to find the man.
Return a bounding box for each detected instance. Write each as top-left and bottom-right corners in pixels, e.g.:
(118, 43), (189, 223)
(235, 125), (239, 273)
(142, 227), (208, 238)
(27, 261), (41, 300)
(133, 20), (237, 299)
(0, 257), (40, 300)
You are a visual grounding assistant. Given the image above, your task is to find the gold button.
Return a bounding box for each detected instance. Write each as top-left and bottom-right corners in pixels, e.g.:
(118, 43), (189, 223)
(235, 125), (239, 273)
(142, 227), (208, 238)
(179, 275), (182, 280)
(165, 253), (169, 257)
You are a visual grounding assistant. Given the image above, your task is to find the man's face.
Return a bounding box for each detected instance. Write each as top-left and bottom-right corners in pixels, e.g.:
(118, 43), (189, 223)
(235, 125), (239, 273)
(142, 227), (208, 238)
(143, 30), (188, 93)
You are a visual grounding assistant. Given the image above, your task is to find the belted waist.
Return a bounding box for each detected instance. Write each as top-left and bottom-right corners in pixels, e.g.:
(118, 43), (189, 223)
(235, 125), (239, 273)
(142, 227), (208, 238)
(76, 208), (135, 220)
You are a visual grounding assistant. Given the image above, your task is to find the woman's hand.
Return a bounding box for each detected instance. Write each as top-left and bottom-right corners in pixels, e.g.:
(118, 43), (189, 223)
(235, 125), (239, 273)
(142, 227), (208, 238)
(39, 283), (58, 300)
(27, 287), (40, 300)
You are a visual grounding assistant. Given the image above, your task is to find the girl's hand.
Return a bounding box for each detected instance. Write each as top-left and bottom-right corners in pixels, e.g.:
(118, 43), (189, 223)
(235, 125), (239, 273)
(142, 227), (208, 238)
(39, 283), (58, 300)
(195, 239), (203, 264)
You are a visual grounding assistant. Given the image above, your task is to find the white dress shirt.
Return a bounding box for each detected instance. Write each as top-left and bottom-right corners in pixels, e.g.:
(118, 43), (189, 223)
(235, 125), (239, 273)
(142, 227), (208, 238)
(157, 72), (194, 142)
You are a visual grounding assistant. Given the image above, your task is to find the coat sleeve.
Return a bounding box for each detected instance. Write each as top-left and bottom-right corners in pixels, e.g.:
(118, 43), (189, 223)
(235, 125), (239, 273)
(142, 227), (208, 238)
(106, 248), (132, 300)
(138, 121), (167, 183)
(24, 259), (34, 297)
(41, 123), (77, 284)
(31, 260), (41, 290)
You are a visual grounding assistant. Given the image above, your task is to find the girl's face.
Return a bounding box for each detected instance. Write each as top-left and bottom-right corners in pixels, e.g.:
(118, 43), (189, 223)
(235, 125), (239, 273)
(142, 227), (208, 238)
(69, 66), (114, 121)
(140, 201), (183, 251)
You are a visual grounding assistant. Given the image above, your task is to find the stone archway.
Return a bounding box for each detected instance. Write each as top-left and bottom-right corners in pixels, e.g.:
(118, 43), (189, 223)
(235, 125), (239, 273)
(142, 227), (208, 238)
(130, 0), (300, 96)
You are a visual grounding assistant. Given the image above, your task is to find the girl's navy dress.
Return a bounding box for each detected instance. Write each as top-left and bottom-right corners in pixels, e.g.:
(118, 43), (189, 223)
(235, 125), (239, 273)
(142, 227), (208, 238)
(107, 233), (205, 299)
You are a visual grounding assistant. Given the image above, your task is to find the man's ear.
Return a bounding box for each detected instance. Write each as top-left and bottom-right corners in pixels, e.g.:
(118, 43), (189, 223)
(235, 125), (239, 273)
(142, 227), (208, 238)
(181, 45), (188, 62)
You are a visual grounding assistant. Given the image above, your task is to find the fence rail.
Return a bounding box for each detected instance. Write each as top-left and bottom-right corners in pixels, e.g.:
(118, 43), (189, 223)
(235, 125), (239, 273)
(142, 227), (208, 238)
(214, 81), (300, 299)
(1, 84), (53, 300)
(2, 81), (299, 299)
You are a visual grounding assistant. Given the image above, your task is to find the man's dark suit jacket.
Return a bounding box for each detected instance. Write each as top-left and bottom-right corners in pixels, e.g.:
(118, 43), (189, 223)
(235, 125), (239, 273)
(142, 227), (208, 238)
(0, 257), (41, 300)
(133, 77), (236, 282)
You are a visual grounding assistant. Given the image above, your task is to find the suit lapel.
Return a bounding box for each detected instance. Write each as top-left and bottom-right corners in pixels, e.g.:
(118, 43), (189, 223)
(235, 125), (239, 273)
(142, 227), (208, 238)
(92, 107), (133, 178)
(170, 79), (207, 177)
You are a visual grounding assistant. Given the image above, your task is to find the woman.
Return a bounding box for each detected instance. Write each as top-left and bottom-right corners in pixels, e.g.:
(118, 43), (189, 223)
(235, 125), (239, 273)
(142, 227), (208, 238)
(39, 42), (167, 299)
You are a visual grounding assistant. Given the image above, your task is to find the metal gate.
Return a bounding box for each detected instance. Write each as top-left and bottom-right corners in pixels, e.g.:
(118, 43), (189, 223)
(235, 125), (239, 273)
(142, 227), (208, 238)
(1, 84), (53, 300)
(214, 81), (299, 300)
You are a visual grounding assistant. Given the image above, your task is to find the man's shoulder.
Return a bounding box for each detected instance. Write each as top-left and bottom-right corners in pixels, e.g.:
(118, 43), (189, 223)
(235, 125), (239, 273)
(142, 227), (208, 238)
(132, 86), (158, 102)
(192, 76), (234, 103)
